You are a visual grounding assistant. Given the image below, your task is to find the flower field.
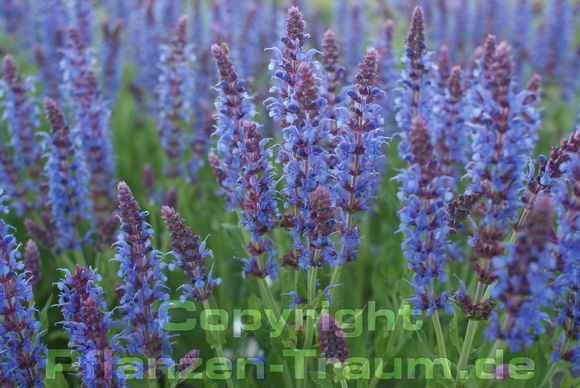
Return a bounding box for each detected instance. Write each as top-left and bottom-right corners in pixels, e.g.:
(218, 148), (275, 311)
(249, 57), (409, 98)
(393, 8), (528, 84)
(0, 0), (580, 387)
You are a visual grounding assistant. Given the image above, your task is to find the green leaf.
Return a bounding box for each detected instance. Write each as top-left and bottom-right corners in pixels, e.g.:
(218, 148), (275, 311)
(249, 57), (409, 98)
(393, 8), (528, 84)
(309, 371), (335, 388)
(203, 374), (219, 388)
(248, 293), (264, 314)
(560, 369), (573, 388)
(449, 311), (463, 354)
(51, 371), (71, 388)
(38, 293), (53, 332)
(234, 332), (250, 360)
(415, 329), (437, 360)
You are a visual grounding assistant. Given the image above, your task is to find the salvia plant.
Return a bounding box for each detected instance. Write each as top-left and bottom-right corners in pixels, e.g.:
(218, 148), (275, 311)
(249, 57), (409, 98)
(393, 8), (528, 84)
(1, 1), (580, 387)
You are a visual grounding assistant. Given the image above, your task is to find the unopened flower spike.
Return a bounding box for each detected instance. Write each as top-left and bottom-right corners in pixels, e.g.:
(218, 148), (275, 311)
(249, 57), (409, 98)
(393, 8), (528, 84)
(318, 314), (349, 363)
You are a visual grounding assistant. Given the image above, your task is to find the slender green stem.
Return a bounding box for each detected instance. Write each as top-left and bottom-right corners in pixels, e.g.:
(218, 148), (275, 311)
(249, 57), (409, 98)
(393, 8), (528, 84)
(455, 260), (490, 381)
(303, 267), (319, 350)
(71, 248), (88, 267)
(540, 327), (569, 387)
(430, 305), (452, 379)
(327, 264), (342, 303)
(540, 354), (563, 387)
(455, 319), (478, 382)
(368, 300), (406, 388)
(202, 300), (235, 388)
(258, 277), (281, 321)
(457, 193), (536, 383)
(340, 378), (348, 388)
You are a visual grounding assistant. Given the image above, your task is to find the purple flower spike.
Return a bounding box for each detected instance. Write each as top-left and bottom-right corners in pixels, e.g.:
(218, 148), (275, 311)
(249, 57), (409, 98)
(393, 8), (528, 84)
(210, 43), (256, 211)
(318, 314), (349, 363)
(157, 15), (198, 179)
(177, 349), (200, 375)
(56, 265), (124, 387)
(551, 153), (580, 368)
(23, 239), (41, 292)
(211, 42), (279, 279)
(395, 115), (453, 315)
(465, 39), (541, 284)
(406, 6), (427, 86)
(0, 55), (43, 215)
(486, 195), (555, 351)
(161, 206), (220, 302)
(34, 0), (66, 100)
(432, 65), (469, 187)
(395, 6), (438, 158)
(24, 213), (59, 254)
(114, 182), (173, 365)
(333, 48), (386, 265)
(75, 69), (116, 225)
(284, 6), (307, 56)
(101, 20), (123, 102)
(43, 97), (92, 252)
(0, 206), (46, 387)
(321, 29), (343, 121)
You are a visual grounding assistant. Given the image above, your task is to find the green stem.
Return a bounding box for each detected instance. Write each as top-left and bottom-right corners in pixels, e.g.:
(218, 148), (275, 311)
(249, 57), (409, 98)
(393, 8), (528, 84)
(368, 300), (406, 388)
(340, 378), (348, 388)
(455, 260), (490, 381)
(202, 300), (235, 388)
(540, 329), (569, 387)
(430, 306), (452, 379)
(258, 277), (281, 321)
(540, 356), (563, 387)
(303, 267), (318, 349)
(327, 264), (342, 304)
(257, 279), (294, 388)
(71, 248), (88, 267)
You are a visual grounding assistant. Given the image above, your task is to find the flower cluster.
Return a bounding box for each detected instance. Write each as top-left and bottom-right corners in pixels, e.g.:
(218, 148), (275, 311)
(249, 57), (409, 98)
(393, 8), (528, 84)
(0, 56), (43, 215)
(332, 48), (386, 264)
(465, 37), (541, 281)
(210, 42), (257, 210)
(395, 115), (453, 315)
(41, 97), (92, 252)
(266, 7), (334, 270)
(486, 195), (555, 351)
(0, 200), (46, 387)
(56, 265), (124, 387)
(114, 182), (173, 367)
(551, 153), (580, 368)
(318, 314), (349, 363)
(156, 16), (197, 179)
(161, 205), (221, 302)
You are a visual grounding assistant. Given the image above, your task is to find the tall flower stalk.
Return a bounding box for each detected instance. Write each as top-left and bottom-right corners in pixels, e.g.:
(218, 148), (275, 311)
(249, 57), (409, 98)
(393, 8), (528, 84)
(0, 196), (46, 387)
(57, 265), (124, 387)
(114, 182), (173, 377)
(156, 16), (197, 179)
(42, 98), (92, 252)
(0, 55), (43, 215)
(456, 37), (542, 380)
